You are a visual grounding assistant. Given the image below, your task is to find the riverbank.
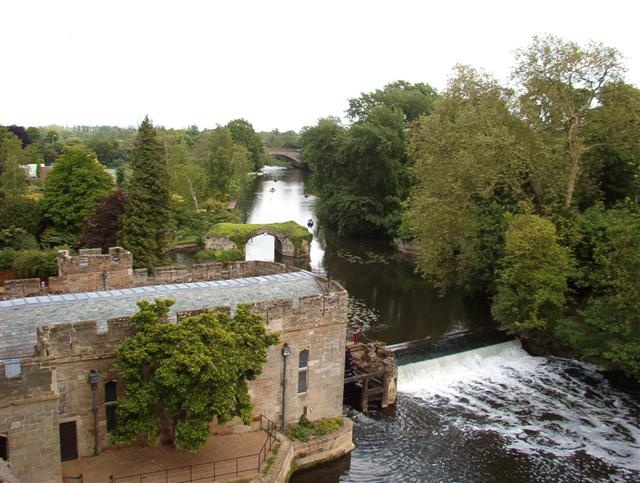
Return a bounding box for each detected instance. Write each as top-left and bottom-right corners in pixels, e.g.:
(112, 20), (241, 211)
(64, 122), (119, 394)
(260, 418), (354, 482)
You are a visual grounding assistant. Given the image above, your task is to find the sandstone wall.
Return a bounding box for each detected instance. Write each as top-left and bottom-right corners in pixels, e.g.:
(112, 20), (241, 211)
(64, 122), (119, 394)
(0, 362), (61, 483)
(3, 278), (41, 298)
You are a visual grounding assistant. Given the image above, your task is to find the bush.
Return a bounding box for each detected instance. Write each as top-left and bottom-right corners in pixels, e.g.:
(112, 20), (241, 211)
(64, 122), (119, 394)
(193, 248), (244, 263)
(288, 416), (343, 441)
(0, 248), (17, 269)
(312, 418), (343, 436)
(0, 227), (38, 250)
(11, 249), (58, 278)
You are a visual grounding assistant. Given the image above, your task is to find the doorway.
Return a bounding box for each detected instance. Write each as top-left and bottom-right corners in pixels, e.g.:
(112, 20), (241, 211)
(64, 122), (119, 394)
(59, 421), (78, 461)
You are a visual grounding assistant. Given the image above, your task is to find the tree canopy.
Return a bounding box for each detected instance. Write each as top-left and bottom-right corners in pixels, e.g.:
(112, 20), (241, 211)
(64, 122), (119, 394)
(113, 299), (278, 451)
(40, 144), (114, 236)
(119, 116), (172, 269)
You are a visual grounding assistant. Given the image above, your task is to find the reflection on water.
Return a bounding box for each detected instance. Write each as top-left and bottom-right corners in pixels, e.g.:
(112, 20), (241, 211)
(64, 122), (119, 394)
(243, 166), (491, 344)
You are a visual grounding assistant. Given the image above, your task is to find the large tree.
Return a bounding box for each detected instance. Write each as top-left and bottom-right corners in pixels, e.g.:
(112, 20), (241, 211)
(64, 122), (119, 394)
(113, 299), (278, 451)
(227, 119), (266, 171)
(513, 34), (624, 209)
(0, 128), (27, 197)
(492, 214), (569, 338)
(79, 190), (127, 252)
(41, 144), (114, 236)
(120, 116), (172, 269)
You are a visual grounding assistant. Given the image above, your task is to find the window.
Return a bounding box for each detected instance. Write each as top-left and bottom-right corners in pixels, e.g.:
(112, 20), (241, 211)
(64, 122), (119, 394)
(0, 435), (7, 460)
(298, 349), (309, 394)
(105, 380), (118, 433)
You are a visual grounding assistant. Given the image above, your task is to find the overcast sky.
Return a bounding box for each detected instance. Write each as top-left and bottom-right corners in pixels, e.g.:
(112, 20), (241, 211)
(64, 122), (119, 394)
(2, 0), (639, 132)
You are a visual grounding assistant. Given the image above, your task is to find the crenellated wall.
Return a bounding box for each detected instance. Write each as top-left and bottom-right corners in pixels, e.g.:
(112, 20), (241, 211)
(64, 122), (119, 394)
(2, 247), (301, 299)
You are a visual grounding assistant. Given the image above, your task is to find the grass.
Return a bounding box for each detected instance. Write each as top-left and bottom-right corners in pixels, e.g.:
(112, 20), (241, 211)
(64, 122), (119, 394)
(193, 248), (244, 263)
(287, 416), (344, 442)
(261, 442), (281, 476)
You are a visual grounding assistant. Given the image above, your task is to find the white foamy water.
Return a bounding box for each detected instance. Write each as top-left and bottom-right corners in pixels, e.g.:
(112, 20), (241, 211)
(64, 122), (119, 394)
(398, 341), (640, 473)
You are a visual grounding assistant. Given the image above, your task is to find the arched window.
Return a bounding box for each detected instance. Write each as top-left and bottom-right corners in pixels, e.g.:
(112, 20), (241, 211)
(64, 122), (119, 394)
(0, 434), (8, 460)
(298, 349), (309, 394)
(104, 380), (118, 433)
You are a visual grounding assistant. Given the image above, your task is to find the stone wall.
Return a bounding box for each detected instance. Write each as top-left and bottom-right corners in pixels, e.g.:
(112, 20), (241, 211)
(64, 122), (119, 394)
(2, 250), (301, 298)
(202, 234), (238, 251)
(0, 362), (61, 483)
(3, 278), (41, 298)
(49, 247), (133, 293)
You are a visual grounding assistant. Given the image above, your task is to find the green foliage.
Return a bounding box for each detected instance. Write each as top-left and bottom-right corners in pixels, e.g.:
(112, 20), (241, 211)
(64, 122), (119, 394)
(0, 196), (42, 237)
(10, 249), (58, 278)
(0, 248), (17, 269)
(302, 105), (409, 237)
(201, 127), (252, 196)
(555, 206), (640, 379)
(492, 215), (569, 337)
(227, 119), (267, 171)
(193, 248), (243, 263)
(0, 128), (27, 196)
(120, 116), (172, 269)
(287, 417), (344, 441)
(347, 80), (437, 122)
(41, 144), (115, 234)
(0, 227), (38, 250)
(114, 300), (278, 452)
(40, 226), (77, 249)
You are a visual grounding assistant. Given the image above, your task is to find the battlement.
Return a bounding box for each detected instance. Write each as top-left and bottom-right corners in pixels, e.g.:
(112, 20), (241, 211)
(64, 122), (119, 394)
(57, 247), (133, 275)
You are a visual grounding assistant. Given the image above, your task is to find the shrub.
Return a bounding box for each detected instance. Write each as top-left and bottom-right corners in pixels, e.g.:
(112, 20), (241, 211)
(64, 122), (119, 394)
(289, 425), (310, 442)
(11, 249), (58, 278)
(312, 418), (343, 436)
(0, 227), (38, 250)
(0, 248), (17, 269)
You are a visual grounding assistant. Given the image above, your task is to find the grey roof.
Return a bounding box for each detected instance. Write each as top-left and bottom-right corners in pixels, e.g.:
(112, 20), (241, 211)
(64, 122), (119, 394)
(0, 270), (322, 359)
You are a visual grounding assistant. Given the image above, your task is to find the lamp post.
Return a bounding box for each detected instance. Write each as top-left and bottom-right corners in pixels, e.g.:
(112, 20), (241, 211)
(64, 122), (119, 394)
(89, 370), (100, 456)
(281, 343), (291, 431)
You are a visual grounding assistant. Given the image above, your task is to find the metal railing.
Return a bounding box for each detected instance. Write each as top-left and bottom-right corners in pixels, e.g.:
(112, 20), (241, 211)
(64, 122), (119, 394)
(110, 415), (277, 483)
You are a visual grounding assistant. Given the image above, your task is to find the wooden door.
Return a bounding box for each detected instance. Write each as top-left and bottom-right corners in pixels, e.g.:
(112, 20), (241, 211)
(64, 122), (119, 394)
(59, 421), (78, 461)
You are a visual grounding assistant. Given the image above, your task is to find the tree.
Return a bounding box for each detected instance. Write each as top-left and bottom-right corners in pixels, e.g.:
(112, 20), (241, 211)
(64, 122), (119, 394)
(513, 35), (624, 209)
(120, 116), (172, 269)
(0, 195), (42, 237)
(227, 119), (267, 171)
(201, 127), (251, 196)
(0, 129), (27, 196)
(556, 206), (640, 380)
(407, 66), (529, 290)
(113, 299), (278, 451)
(347, 80), (438, 123)
(41, 144), (114, 236)
(492, 215), (569, 337)
(79, 190), (127, 251)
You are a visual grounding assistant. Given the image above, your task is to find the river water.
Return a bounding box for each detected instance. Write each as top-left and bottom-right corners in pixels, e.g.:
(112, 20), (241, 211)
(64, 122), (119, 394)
(243, 167), (640, 482)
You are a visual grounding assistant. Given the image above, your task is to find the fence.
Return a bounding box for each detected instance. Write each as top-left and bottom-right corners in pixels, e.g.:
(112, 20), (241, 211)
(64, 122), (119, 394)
(110, 415), (277, 483)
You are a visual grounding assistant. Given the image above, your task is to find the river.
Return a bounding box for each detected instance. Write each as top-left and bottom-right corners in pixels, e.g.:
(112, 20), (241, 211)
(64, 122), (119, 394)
(242, 166), (640, 482)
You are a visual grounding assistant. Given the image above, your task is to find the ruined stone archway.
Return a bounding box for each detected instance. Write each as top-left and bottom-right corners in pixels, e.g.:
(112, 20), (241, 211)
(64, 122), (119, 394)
(202, 221), (312, 260)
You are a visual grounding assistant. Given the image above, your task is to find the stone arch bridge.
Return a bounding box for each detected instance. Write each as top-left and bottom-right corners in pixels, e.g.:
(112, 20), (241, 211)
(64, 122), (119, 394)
(265, 148), (302, 167)
(203, 221), (312, 259)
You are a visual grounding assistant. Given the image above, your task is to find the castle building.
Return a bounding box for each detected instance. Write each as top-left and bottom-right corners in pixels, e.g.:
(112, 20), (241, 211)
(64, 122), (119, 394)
(0, 248), (348, 483)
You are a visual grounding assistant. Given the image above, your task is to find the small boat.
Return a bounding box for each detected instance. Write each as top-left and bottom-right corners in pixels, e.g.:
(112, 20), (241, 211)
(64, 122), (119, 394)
(307, 219), (314, 228)
(304, 192), (309, 198)
(270, 187), (275, 192)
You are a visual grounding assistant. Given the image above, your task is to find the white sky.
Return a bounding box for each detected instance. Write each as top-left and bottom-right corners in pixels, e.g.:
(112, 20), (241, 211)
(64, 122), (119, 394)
(1, 0), (639, 132)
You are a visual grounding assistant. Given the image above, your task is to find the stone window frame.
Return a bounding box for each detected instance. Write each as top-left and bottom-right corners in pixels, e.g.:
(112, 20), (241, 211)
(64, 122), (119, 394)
(297, 349), (309, 395)
(104, 379), (118, 433)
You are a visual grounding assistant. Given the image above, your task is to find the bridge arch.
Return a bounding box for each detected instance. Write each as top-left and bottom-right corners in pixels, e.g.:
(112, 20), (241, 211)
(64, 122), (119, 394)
(202, 221), (312, 260)
(265, 148), (302, 167)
